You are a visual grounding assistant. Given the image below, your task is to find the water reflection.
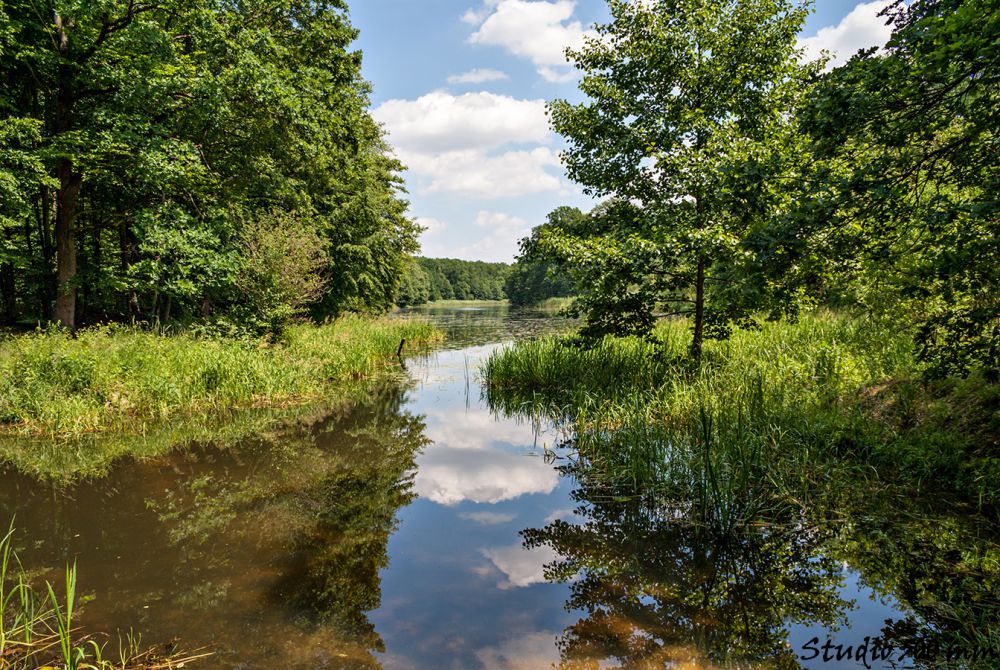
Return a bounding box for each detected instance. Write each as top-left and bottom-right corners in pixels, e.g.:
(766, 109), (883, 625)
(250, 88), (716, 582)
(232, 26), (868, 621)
(2, 303), (995, 669)
(519, 461), (847, 670)
(2, 383), (428, 669)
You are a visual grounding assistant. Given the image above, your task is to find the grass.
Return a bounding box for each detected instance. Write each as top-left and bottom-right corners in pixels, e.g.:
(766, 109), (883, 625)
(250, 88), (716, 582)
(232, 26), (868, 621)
(483, 310), (999, 517)
(0, 316), (441, 440)
(1, 523), (208, 669)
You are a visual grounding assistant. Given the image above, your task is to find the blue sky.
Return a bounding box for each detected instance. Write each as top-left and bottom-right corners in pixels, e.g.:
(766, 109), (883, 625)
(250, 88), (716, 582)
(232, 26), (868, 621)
(350, 1), (896, 262)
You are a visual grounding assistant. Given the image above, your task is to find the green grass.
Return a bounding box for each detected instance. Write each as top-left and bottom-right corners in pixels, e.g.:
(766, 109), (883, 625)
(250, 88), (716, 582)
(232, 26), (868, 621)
(0, 316), (441, 440)
(483, 311), (999, 516)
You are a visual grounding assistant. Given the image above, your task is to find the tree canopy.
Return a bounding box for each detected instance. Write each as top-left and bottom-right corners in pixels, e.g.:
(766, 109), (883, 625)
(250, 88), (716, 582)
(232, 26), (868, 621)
(0, 0), (417, 334)
(544, 0), (815, 355)
(532, 0), (997, 377)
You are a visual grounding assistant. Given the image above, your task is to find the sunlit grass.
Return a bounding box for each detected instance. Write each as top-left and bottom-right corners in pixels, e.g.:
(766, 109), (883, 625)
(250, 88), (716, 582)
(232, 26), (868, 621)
(1, 523), (209, 669)
(483, 311), (999, 520)
(0, 316), (441, 439)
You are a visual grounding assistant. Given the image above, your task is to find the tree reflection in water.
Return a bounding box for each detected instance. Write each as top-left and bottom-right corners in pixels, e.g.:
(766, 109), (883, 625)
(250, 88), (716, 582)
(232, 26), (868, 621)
(522, 459), (847, 670)
(147, 383), (429, 669)
(513, 444), (1000, 670)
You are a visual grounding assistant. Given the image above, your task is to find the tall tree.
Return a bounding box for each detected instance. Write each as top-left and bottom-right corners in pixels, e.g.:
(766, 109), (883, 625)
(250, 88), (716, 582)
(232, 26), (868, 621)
(545, 0), (815, 357)
(0, 0), (417, 333)
(773, 0), (999, 376)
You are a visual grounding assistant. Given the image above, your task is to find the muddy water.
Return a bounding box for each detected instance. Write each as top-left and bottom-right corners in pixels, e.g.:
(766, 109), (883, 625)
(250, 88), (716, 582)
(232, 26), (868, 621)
(1, 303), (997, 669)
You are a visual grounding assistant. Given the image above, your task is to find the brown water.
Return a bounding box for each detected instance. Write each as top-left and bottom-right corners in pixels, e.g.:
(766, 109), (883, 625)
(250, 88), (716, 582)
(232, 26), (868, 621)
(1, 303), (997, 669)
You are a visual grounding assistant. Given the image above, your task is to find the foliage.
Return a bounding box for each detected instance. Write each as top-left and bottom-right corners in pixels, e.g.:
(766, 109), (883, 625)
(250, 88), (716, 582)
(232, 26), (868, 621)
(396, 257), (511, 306)
(0, 0), (416, 331)
(544, 0), (816, 356)
(764, 0), (1000, 377)
(235, 210), (329, 335)
(506, 207), (582, 308)
(484, 311), (999, 509)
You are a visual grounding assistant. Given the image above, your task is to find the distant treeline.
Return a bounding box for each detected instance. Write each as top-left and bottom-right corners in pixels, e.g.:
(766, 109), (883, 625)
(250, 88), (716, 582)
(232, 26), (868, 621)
(396, 252), (577, 307)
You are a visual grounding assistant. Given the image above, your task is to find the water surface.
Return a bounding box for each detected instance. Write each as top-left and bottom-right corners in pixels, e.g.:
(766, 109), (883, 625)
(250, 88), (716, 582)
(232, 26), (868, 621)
(1, 303), (996, 669)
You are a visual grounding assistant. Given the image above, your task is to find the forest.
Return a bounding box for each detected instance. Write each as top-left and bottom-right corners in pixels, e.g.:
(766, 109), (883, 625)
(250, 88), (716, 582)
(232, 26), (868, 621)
(1, 0), (998, 668)
(0, 0), (418, 336)
(515, 0), (997, 379)
(395, 254), (576, 307)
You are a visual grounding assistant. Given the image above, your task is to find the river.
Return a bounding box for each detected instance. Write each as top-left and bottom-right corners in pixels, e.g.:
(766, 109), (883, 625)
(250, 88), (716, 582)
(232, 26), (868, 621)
(1, 303), (996, 669)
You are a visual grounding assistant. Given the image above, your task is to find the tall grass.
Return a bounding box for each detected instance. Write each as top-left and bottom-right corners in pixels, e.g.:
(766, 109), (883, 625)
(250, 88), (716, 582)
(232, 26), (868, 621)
(482, 311), (972, 526)
(1, 523), (207, 669)
(0, 316), (440, 439)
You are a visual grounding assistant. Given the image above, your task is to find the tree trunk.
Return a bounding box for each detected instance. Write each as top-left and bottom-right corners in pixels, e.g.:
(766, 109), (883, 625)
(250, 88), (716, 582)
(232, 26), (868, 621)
(691, 257), (706, 361)
(0, 262), (15, 325)
(37, 186), (54, 319)
(52, 12), (81, 330)
(54, 159), (82, 329)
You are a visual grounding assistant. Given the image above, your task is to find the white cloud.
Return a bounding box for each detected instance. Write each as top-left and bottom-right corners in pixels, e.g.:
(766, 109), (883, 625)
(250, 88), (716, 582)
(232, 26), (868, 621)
(373, 91), (566, 199)
(401, 147), (563, 198)
(414, 216), (447, 235)
(374, 90), (548, 154)
(798, 1), (895, 69)
(482, 543), (559, 589)
(464, 1), (593, 82)
(451, 210), (534, 261)
(414, 447), (559, 505)
(448, 68), (510, 85)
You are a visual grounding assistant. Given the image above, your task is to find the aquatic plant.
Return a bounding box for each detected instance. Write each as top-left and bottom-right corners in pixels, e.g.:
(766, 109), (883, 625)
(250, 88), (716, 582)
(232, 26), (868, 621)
(1, 523), (208, 669)
(0, 316), (441, 439)
(483, 310), (999, 514)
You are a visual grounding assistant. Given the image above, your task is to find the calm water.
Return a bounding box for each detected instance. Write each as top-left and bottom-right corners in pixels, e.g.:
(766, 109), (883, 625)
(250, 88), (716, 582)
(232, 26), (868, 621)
(1, 304), (996, 669)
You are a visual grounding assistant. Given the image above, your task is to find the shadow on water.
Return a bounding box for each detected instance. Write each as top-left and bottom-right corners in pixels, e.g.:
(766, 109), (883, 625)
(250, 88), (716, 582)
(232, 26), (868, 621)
(1, 383), (427, 669)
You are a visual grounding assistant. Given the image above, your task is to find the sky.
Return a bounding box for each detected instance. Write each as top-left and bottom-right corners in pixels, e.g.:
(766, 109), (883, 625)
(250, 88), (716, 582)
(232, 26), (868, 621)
(349, 1), (897, 263)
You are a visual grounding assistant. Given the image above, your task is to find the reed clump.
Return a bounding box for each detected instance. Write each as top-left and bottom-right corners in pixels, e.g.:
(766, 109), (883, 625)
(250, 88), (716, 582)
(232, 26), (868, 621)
(484, 311), (998, 518)
(1, 524), (208, 670)
(0, 316), (441, 439)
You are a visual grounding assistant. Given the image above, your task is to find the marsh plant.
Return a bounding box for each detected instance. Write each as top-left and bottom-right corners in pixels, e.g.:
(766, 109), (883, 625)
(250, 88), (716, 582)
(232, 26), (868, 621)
(1, 524), (205, 670)
(484, 311), (998, 519)
(0, 317), (440, 439)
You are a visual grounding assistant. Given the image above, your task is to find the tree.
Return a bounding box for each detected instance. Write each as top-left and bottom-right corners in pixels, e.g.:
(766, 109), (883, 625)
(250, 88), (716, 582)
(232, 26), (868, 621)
(770, 0), (999, 377)
(507, 207), (581, 307)
(0, 0), (417, 332)
(545, 0), (816, 357)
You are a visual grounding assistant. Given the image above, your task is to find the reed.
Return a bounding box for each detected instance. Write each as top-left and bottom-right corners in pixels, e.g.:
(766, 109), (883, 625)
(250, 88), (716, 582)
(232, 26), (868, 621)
(483, 311), (998, 522)
(0, 316), (441, 439)
(1, 523), (209, 669)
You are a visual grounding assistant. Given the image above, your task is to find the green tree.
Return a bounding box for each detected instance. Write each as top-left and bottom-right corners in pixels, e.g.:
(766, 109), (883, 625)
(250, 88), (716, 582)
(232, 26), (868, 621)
(0, 0), (417, 332)
(545, 0), (815, 357)
(507, 207), (582, 307)
(771, 0), (999, 377)
(395, 259), (431, 307)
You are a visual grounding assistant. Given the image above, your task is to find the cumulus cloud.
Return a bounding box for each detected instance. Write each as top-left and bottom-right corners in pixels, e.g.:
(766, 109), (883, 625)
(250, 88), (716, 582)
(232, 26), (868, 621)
(414, 447), (559, 505)
(374, 91), (548, 154)
(448, 210), (534, 261)
(464, 0), (593, 82)
(414, 216), (447, 235)
(482, 543), (559, 589)
(373, 91), (565, 199)
(798, 1), (895, 69)
(448, 68), (510, 84)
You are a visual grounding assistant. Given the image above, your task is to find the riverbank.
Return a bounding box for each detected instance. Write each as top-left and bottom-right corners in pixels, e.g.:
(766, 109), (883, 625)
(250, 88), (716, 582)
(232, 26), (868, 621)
(483, 311), (1000, 513)
(0, 316), (441, 440)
